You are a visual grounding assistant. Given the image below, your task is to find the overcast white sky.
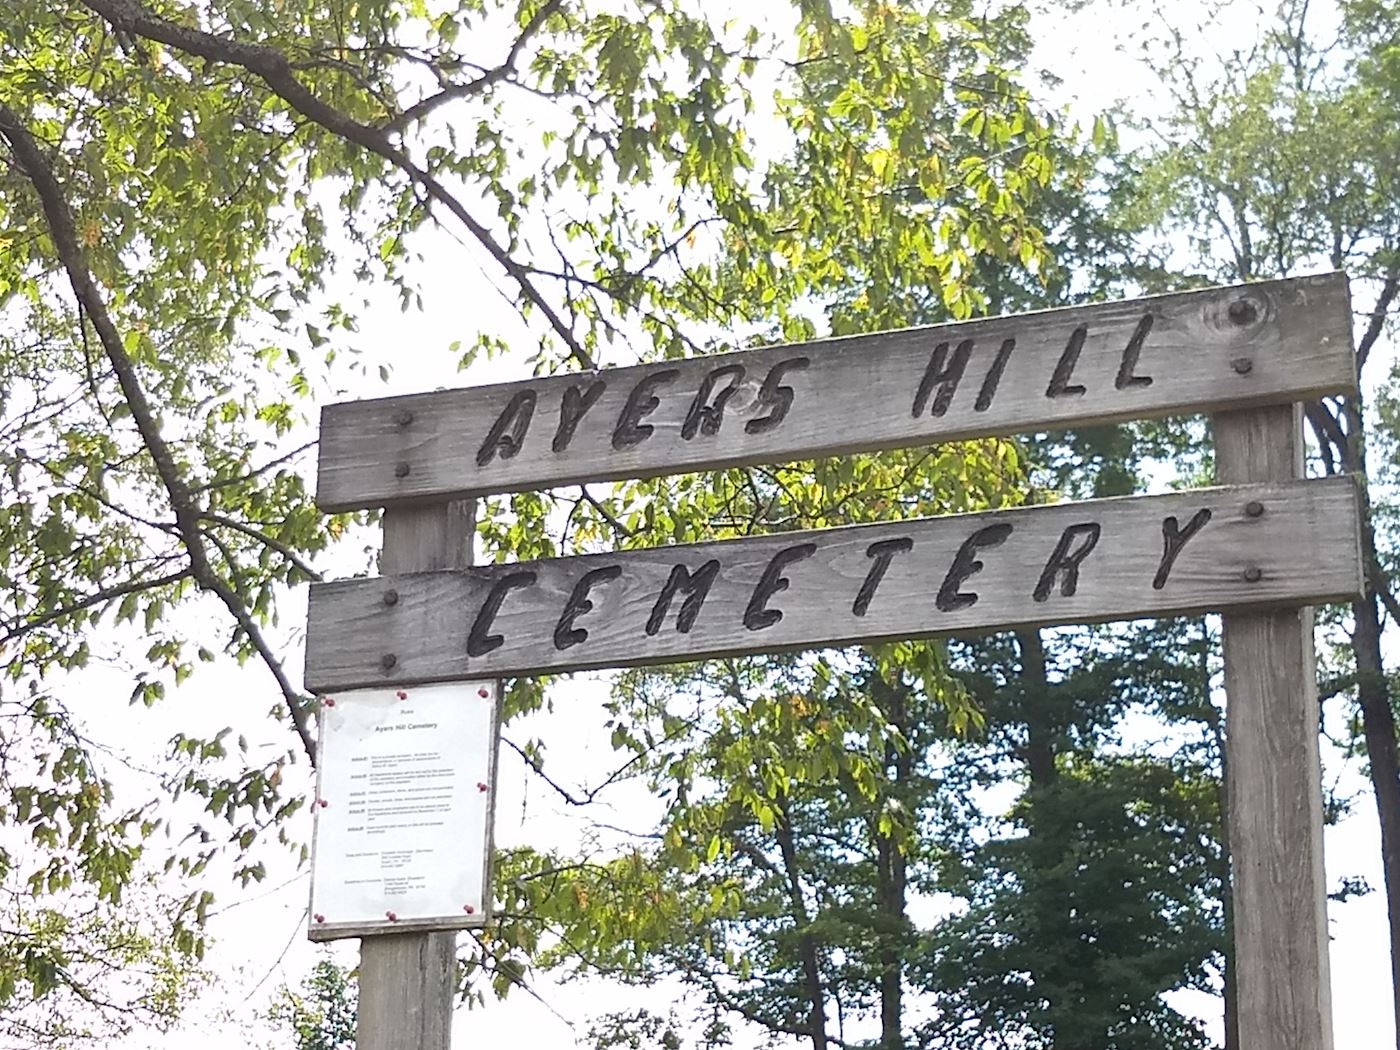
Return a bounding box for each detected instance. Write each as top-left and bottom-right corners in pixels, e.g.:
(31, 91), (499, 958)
(53, 0), (1395, 1047)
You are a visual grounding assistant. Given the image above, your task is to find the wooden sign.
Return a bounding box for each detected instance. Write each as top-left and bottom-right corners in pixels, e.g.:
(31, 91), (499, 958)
(315, 274), (1353, 512)
(309, 273), (1361, 1050)
(305, 477), (1361, 691)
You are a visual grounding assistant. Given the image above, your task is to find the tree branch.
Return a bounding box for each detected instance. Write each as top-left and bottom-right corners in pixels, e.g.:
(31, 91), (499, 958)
(385, 0), (567, 132)
(79, 0), (596, 371)
(198, 512), (323, 582)
(1, 567), (192, 645)
(1356, 266), (1400, 374)
(0, 100), (317, 766)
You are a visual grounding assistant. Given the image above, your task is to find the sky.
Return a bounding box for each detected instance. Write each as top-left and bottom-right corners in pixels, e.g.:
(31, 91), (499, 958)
(28, 0), (1397, 1048)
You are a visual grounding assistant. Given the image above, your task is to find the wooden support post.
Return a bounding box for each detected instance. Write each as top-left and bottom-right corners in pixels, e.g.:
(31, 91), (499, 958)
(357, 501), (474, 1050)
(1216, 404), (1334, 1050)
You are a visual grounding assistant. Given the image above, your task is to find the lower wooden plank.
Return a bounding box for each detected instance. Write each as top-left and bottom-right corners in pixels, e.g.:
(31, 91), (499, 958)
(304, 478), (1362, 692)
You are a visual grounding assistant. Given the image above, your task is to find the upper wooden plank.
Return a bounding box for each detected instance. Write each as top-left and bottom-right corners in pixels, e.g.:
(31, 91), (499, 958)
(304, 476), (1362, 692)
(316, 273), (1355, 511)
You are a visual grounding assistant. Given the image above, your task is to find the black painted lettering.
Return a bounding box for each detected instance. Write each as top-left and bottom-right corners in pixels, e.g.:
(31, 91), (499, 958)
(554, 565), (623, 650)
(646, 560), (721, 635)
(936, 523), (1013, 612)
(1114, 314), (1154, 390)
(975, 338), (1015, 412)
(1153, 509), (1212, 590)
(1032, 523), (1102, 602)
(467, 571), (537, 656)
(613, 369), (679, 450)
(682, 365), (746, 439)
(745, 357), (810, 435)
(913, 339), (973, 418)
(853, 537), (913, 617)
(477, 390), (537, 466)
(553, 379), (606, 453)
(1046, 324), (1088, 398)
(744, 543), (817, 630)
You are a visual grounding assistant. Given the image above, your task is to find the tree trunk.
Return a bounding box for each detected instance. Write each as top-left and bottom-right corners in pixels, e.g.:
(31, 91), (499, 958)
(1351, 580), (1400, 1049)
(873, 676), (911, 1050)
(1017, 629), (1076, 1048)
(1332, 394), (1400, 1050)
(1199, 630), (1240, 1050)
(774, 799), (829, 1050)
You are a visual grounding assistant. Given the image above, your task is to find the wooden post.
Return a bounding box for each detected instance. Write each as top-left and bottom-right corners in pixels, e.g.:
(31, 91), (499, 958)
(357, 501), (474, 1050)
(1216, 403), (1334, 1050)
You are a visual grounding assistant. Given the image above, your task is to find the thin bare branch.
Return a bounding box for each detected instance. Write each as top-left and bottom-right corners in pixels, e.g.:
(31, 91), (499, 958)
(385, 0), (567, 132)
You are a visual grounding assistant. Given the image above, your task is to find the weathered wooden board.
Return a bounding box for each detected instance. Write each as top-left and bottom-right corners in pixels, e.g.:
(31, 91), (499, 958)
(315, 273), (1354, 512)
(304, 477), (1362, 692)
(1216, 406), (1335, 1050)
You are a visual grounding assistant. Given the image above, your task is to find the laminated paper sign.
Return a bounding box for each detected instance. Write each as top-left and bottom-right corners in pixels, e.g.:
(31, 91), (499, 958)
(308, 681), (497, 939)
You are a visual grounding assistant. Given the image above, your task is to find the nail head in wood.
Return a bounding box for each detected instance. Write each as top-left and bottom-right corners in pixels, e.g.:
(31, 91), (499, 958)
(1243, 565), (1263, 583)
(1244, 500), (1265, 518)
(1228, 299), (1259, 325)
(380, 653), (398, 670)
(1231, 356), (1254, 375)
(394, 462), (411, 478)
(383, 589), (400, 607)
(394, 408), (414, 427)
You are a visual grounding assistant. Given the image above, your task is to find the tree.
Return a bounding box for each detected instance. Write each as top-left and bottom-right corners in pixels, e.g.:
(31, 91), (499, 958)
(0, 0), (1063, 1033)
(267, 959), (357, 1050)
(1111, 1), (1400, 1041)
(465, 10), (1239, 1047)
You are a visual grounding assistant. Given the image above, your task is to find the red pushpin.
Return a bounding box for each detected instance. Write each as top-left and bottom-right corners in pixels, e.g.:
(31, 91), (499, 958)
(396, 690), (408, 700)
(463, 904), (475, 914)
(318, 799), (329, 808)
(386, 911), (398, 922)
(323, 697), (336, 708)
(477, 687), (489, 698)
(313, 913), (325, 924)
(477, 782), (489, 793)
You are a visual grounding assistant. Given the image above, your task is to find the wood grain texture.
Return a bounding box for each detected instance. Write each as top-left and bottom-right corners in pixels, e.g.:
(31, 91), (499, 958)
(1217, 406), (1336, 1050)
(304, 478), (1362, 692)
(356, 932), (456, 1050)
(316, 274), (1355, 512)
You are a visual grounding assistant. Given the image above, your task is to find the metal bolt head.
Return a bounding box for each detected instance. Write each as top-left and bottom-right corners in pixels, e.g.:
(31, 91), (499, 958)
(1228, 299), (1258, 325)
(1244, 500), (1265, 518)
(381, 653), (398, 670)
(1230, 356), (1253, 375)
(393, 408), (414, 427)
(394, 461), (411, 478)
(1242, 566), (1263, 583)
(383, 589), (400, 607)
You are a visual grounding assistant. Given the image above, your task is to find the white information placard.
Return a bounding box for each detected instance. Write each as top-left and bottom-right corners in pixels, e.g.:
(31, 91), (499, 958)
(307, 680), (498, 940)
